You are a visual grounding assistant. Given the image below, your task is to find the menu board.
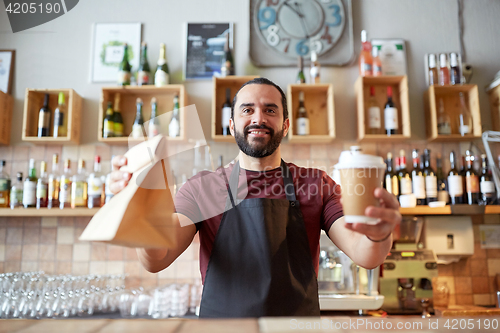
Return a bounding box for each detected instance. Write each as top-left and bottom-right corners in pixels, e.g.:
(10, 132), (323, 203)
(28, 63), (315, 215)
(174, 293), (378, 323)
(184, 23), (233, 80)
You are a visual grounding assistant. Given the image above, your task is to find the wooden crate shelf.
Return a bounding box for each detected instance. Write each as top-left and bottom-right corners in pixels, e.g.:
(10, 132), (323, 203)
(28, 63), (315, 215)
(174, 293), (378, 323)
(424, 84), (481, 142)
(22, 89), (82, 145)
(355, 75), (411, 142)
(98, 85), (186, 144)
(0, 90), (13, 145)
(211, 76), (258, 142)
(0, 208), (99, 217)
(487, 80), (500, 131)
(287, 84), (335, 144)
(401, 205), (500, 215)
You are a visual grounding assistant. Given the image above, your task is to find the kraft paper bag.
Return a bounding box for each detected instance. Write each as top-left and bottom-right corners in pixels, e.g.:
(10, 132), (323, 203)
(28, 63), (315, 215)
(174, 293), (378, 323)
(79, 135), (177, 249)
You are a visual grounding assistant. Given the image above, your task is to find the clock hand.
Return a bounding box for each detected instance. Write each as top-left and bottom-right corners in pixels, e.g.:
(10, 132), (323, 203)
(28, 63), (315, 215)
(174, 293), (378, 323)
(294, 2), (310, 39)
(283, 2), (304, 18)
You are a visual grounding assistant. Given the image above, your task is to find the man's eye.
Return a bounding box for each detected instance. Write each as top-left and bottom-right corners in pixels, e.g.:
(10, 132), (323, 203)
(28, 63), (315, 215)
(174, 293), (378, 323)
(242, 109), (251, 113)
(266, 109), (276, 113)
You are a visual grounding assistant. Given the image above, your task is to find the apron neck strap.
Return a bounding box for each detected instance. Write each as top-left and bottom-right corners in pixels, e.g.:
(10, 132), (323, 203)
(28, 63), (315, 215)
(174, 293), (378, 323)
(225, 159), (297, 209)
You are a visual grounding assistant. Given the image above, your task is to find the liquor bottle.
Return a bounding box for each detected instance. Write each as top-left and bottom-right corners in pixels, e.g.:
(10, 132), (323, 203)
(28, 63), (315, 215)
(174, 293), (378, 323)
(23, 159), (37, 208)
(460, 154), (467, 202)
(384, 86), (398, 135)
(372, 46), (382, 76)
(479, 154), (495, 205)
(221, 88), (231, 136)
(384, 153), (399, 197)
(105, 171), (113, 204)
(296, 57), (306, 84)
(411, 149), (426, 205)
(220, 32), (234, 77)
(296, 91), (309, 135)
(428, 54), (438, 85)
(449, 52), (461, 85)
(423, 149), (438, 204)
(71, 159), (88, 208)
(0, 160), (10, 207)
(398, 150), (412, 196)
(47, 154), (60, 209)
(448, 151), (464, 205)
(59, 159), (72, 209)
(436, 154), (449, 203)
(366, 86), (381, 134)
(103, 101), (114, 138)
(465, 150), (479, 205)
(137, 42), (151, 86)
(169, 95), (181, 138)
(118, 43), (132, 86)
(438, 53), (449, 85)
(358, 30), (373, 76)
(437, 98), (451, 135)
(155, 43), (170, 86)
(113, 93), (124, 137)
(88, 156), (105, 208)
(458, 92), (472, 136)
(38, 94), (52, 137)
(36, 161), (48, 209)
(148, 97), (161, 138)
(53, 92), (67, 138)
(132, 98), (144, 139)
(10, 173), (23, 209)
(310, 51), (321, 84)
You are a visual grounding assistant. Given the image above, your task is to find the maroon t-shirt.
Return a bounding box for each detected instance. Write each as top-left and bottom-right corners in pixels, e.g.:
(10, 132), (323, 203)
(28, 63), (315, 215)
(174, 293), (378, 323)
(174, 161), (343, 284)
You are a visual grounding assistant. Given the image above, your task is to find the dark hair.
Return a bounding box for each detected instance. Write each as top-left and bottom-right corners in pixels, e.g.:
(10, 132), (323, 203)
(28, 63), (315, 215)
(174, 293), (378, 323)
(231, 77), (288, 121)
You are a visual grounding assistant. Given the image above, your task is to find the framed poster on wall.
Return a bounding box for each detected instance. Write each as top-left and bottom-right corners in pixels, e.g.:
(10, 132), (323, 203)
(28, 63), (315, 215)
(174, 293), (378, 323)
(184, 23), (233, 80)
(90, 22), (142, 83)
(0, 50), (15, 94)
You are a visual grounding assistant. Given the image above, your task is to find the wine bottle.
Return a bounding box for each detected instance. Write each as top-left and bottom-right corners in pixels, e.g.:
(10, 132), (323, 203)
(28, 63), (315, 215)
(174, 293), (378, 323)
(428, 54), (438, 85)
(155, 43), (170, 86)
(458, 92), (472, 136)
(367, 86), (381, 134)
(47, 154), (60, 209)
(372, 46), (382, 76)
(169, 95), (180, 138)
(479, 154), (495, 205)
(398, 150), (412, 196)
(118, 43), (132, 86)
(448, 151), (464, 205)
(88, 155), (105, 208)
(449, 52), (461, 85)
(113, 93), (124, 137)
(296, 91), (309, 135)
(358, 30), (373, 76)
(310, 51), (320, 84)
(296, 57), (306, 84)
(103, 101), (114, 138)
(221, 88), (231, 136)
(36, 161), (48, 209)
(132, 98), (144, 139)
(53, 92), (67, 138)
(384, 152), (399, 197)
(10, 173), (23, 209)
(23, 159), (37, 208)
(0, 160), (10, 208)
(38, 94), (52, 137)
(59, 159), (72, 209)
(436, 154), (449, 203)
(71, 159), (88, 208)
(465, 150), (479, 205)
(148, 97), (160, 138)
(137, 42), (151, 86)
(384, 86), (398, 135)
(437, 98), (451, 135)
(220, 32), (234, 77)
(411, 149), (426, 205)
(423, 149), (438, 204)
(438, 53), (449, 85)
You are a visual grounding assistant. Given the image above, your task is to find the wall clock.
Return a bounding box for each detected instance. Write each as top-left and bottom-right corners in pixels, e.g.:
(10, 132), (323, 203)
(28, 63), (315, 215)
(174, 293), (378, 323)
(249, 0), (353, 67)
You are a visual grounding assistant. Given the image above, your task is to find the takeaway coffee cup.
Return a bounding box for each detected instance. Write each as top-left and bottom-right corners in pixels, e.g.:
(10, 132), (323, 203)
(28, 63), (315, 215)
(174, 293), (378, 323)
(334, 147), (386, 224)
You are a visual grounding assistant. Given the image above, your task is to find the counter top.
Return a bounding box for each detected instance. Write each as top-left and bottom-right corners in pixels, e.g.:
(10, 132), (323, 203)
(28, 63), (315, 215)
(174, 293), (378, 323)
(2, 315), (500, 333)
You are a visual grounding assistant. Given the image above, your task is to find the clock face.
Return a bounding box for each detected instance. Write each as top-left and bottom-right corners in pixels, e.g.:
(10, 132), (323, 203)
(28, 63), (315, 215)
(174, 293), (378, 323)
(253, 0), (346, 59)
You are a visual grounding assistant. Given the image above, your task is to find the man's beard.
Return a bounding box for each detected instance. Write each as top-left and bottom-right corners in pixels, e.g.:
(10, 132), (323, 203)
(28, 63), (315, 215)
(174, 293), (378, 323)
(234, 124), (284, 158)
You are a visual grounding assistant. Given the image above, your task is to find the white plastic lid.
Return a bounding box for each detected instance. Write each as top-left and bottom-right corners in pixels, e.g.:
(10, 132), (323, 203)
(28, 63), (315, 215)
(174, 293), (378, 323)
(439, 53), (447, 67)
(361, 30), (367, 43)
(429, 54), (436, 68)
(311, 51), (317, 62)
(450, 53), (458, 66)
(334, 147), (386, 169)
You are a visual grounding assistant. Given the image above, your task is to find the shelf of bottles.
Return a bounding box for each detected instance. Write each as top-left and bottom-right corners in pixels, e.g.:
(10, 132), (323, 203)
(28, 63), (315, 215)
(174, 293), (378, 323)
(0, 208), (99, 217)
(211, 76), (258, 142)
(22, 89), (82, 145)
(424, 84), (482, 142)
(98, 85), (186, 145)
(0, 90), (13, 145)
(355, 75), (411, 142)
(287, 84), (335, 144)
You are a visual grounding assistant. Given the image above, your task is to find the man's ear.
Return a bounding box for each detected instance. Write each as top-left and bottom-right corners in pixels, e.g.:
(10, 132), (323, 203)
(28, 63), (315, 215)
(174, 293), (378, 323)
(229, 118), (235, 136)
(283, 118), (290, 137)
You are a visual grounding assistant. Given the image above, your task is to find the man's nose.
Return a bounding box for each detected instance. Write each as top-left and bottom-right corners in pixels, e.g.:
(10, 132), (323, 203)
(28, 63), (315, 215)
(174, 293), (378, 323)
(251, 109), (267, 125)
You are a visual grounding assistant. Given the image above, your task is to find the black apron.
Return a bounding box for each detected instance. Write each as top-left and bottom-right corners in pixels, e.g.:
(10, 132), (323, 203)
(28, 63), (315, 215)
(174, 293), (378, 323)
(199, 160), (320, 318)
